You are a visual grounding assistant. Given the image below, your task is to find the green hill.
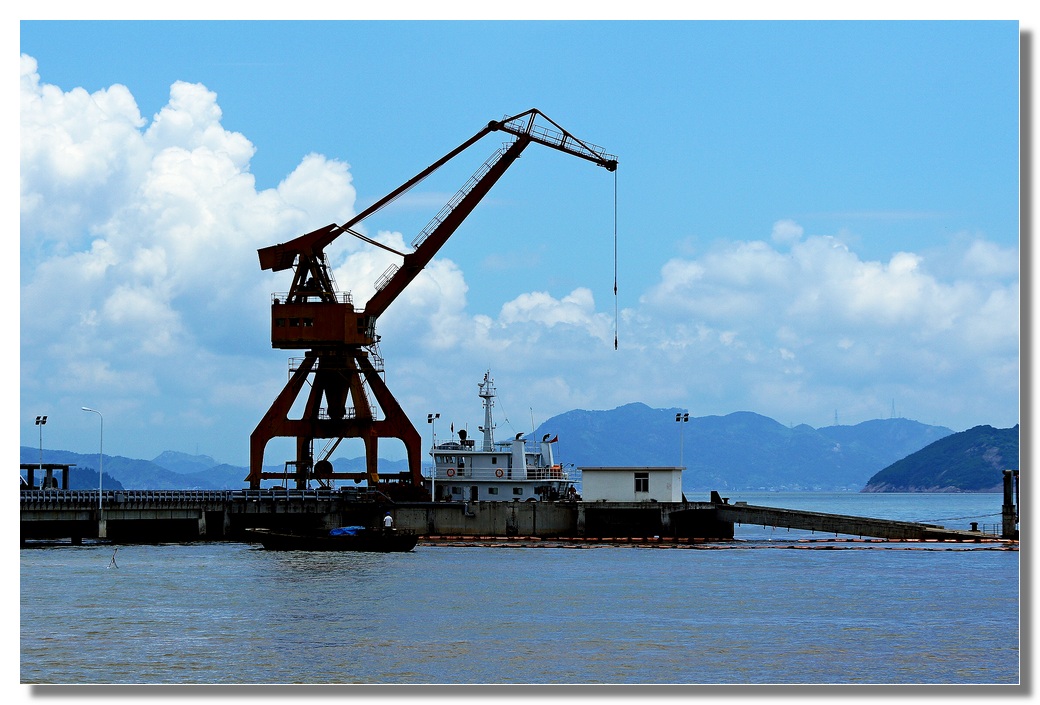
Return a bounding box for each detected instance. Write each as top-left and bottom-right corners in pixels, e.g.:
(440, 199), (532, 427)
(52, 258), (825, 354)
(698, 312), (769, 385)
(862, 424), (1019, 492)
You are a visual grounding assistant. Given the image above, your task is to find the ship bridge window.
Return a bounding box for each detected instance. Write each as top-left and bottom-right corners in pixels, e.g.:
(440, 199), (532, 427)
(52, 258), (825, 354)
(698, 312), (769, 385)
(512, 487), (523, 496)
(451, 487), (462, 496)
(488, 487), (499, 495)
(491, 456), (497, 464)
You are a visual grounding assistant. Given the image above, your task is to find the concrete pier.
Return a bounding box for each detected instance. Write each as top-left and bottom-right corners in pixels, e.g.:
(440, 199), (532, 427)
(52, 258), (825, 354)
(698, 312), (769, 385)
(19, 488), (1011, 545)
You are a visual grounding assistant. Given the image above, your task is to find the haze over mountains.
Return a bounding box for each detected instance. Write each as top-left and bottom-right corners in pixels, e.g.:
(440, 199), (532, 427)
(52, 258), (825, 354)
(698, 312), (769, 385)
(534, 405), (954, 492)
(21, 405), (969, 493)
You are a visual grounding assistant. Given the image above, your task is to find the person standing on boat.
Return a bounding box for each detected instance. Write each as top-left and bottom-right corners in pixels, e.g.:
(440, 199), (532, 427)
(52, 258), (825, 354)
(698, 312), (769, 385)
(383, 512), (394, 533)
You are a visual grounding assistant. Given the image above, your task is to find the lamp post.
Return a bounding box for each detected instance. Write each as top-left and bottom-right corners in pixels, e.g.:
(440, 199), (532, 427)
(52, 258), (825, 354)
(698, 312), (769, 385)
(675, 411), (688, 469)
(35, 415), (47, 483)
(81, 408), (103, 525)
(428, 413), (440, 500)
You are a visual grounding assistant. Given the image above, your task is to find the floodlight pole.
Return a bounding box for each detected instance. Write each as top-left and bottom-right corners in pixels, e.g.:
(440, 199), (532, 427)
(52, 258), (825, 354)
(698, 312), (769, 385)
(35, 415), (47, 479)
(81, 407), (104, 536)
(675, 410), (689, 469)
(428, 413), (440, 501)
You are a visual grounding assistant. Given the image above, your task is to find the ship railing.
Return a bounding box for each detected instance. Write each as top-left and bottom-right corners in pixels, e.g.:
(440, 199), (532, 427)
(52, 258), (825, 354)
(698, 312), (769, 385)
(525, 466), (569, 481)
(432, 439), (551, 454)
(431, 466), (569, 482)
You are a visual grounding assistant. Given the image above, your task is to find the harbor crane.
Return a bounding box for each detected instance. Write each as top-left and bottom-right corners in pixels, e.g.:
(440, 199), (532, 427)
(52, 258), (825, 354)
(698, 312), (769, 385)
(248, 109), (617, 495)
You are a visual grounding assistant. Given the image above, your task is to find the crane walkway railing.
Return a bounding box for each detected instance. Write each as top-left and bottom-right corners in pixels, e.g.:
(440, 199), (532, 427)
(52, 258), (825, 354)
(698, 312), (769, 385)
(523, 121), (614, 164)
(410, 146), (510, 251)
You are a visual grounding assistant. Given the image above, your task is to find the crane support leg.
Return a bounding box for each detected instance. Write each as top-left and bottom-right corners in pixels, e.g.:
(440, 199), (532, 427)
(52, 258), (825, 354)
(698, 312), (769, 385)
(248, 353), (318, 488)
(247, 349), (423, 493)
(354, 353), (423, 488)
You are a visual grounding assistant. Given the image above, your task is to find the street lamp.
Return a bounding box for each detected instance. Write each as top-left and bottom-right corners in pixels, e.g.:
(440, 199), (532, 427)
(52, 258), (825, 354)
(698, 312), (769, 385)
(35, 415), (47, 481)
(675, 411), (689, 469)
(427, 413), (440, 500)
(81, 408), (103, 515)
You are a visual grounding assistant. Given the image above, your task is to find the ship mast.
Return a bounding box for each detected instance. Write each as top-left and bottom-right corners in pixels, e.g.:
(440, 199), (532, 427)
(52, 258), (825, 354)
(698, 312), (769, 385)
(478, 371), (496, 451)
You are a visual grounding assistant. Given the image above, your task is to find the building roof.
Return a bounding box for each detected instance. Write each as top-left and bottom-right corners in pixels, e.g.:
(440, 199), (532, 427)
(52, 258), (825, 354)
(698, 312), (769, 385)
(579, 466), (682, 472)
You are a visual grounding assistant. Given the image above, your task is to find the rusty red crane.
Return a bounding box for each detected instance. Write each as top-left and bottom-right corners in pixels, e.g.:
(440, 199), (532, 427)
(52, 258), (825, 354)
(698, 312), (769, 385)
(248, 109), (617, 495)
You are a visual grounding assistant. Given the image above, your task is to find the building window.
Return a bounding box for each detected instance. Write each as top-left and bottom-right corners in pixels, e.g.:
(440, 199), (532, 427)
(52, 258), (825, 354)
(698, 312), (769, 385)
(634, 472), (649, 493)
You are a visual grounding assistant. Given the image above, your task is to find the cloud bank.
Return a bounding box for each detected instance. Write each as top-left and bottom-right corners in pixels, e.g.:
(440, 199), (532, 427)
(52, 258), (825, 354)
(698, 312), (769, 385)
(19, 55), (1019, 464)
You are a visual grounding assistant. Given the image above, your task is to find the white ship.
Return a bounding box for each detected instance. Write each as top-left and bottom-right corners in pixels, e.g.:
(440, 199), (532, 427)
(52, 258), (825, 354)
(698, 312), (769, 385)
(427, 372), (576, 502)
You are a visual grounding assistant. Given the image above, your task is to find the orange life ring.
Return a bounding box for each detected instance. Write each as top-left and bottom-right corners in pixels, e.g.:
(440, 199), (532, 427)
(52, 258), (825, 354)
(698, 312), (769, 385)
(446, 468), (455, 477)
(495, 468), (504, 478)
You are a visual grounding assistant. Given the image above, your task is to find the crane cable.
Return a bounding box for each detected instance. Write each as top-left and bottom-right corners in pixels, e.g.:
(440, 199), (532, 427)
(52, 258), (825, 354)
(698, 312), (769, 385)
(613, 167), (618, 350)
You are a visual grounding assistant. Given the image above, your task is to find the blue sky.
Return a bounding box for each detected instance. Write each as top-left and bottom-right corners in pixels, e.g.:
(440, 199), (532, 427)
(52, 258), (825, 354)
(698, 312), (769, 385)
(17, 17), (1024, 469)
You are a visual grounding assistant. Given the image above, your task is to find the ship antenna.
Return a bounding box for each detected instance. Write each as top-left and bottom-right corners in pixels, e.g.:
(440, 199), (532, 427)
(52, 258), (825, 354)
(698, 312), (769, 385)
(479, 371), (497, 451)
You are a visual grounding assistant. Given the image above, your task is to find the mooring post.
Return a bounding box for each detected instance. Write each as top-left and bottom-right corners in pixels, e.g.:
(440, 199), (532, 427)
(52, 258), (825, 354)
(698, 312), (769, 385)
(1002, 469), (1018, 540)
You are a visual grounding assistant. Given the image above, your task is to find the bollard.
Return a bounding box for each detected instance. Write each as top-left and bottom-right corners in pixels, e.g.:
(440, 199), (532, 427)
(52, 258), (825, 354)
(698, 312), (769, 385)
(1002, 469), (1019, 540)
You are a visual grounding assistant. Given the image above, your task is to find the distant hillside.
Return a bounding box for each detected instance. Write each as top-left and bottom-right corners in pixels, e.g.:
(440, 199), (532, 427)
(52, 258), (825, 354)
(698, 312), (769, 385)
(152, 450), (220, 475)
(19, 447), (126, 490)
(862, 425), (1019, 492)
(21, 407), (970, 493)
(534, 405), (954, 492)
(20, 447), (410, 490)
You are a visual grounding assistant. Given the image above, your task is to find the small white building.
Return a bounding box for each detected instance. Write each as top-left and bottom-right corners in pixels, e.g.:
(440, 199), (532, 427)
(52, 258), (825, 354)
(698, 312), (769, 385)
(579, 466), (684, 502)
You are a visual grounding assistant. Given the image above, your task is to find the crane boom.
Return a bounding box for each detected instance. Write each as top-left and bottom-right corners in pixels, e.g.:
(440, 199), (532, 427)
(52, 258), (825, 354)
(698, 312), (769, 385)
(364, 110), (616, 318)
(257, 109), (616, 275)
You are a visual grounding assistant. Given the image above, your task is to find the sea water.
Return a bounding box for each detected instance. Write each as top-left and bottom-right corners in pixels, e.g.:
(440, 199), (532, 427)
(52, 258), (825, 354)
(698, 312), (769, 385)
(19, 493), (1019, 685)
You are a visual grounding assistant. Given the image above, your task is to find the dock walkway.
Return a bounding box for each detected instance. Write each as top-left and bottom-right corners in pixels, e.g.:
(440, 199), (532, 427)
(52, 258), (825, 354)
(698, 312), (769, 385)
(712, 501), (993, 541)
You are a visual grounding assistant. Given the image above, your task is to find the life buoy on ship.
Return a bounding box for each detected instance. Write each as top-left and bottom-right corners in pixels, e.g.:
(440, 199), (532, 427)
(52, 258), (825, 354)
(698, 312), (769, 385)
(495, 469), (504, 478)
(446, 468), (455, 477)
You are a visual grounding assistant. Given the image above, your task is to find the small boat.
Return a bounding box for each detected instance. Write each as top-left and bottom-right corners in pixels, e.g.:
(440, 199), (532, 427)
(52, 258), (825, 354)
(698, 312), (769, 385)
(246, 526), (418, 552)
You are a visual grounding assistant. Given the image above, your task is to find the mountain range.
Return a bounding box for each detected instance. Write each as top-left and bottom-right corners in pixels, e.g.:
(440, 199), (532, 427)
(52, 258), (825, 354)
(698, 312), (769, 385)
(21, 404), (976, 492)
(533, 404), (955, 491)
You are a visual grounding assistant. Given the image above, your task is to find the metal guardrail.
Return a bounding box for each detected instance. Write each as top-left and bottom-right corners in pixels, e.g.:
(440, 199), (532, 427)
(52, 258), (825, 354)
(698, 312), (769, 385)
(21, 487), (376, 505)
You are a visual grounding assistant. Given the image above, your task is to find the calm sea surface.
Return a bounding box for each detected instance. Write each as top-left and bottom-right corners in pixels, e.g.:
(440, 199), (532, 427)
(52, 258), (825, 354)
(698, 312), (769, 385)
(20, 493), (1019, 685)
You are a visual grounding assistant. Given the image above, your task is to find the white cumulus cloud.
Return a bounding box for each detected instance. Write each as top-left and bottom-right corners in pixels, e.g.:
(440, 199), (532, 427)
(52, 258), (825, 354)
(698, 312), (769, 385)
(19, 56), (1020, 465)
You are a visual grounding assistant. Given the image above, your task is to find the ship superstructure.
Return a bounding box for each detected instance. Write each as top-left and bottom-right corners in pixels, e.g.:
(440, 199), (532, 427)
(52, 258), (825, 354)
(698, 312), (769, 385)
(428, 372), (575, 502)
